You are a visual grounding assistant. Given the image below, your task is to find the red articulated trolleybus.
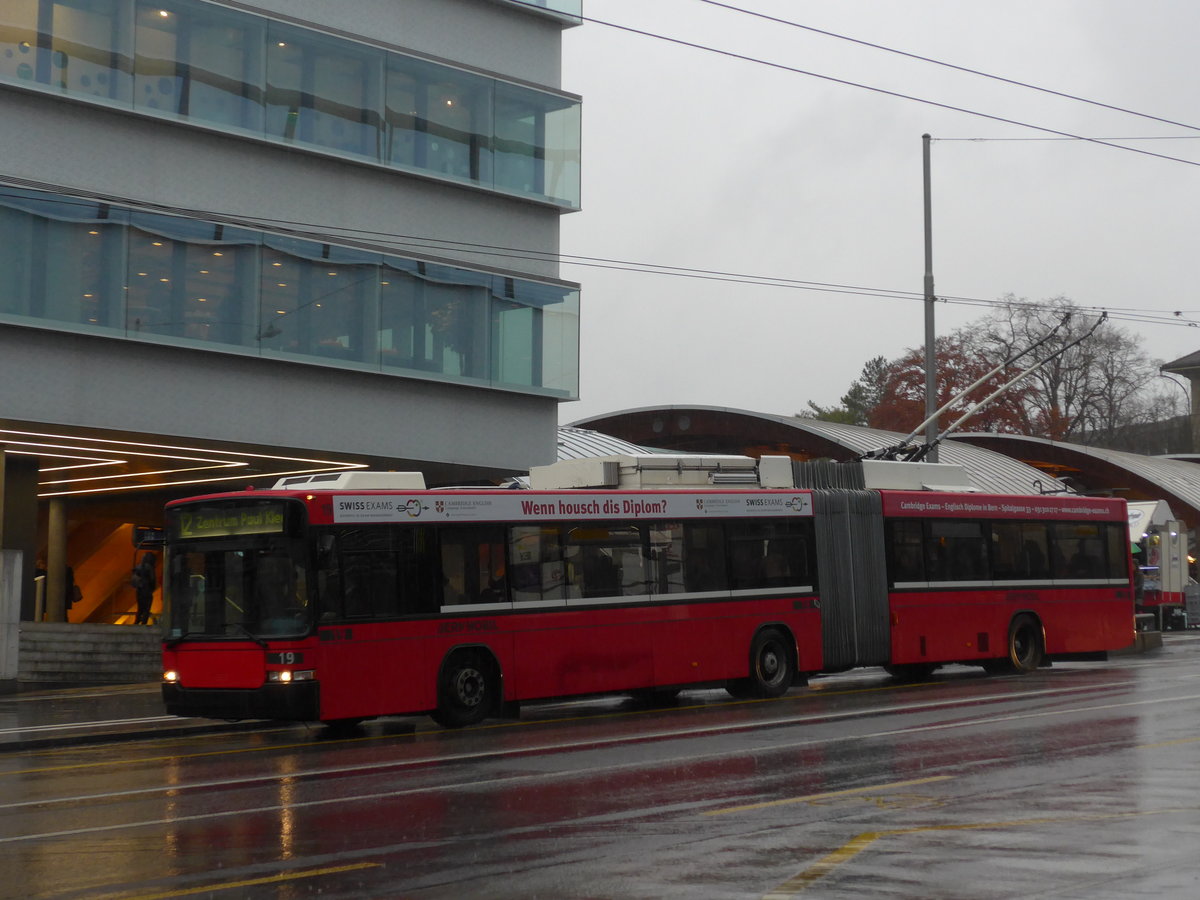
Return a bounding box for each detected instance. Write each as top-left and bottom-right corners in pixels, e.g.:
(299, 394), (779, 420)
(160, 454), (1136, 728)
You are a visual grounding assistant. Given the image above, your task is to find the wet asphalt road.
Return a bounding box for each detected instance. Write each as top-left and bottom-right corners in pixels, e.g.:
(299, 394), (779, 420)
(3, 636), (1200, 899)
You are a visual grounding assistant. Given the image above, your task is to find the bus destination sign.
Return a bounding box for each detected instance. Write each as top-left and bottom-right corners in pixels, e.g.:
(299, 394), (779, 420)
(173, 503), (288, 539)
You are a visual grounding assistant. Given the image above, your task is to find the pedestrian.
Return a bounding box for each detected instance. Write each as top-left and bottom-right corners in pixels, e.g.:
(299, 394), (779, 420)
(132, 553), (156, 625)
(65, 565), (81, 617)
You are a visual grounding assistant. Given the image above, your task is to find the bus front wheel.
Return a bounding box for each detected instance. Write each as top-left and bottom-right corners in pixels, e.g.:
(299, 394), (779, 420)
(985, 615), (1044, 675)
(432, 650), (497, 728)
(731, 628), (795, 699)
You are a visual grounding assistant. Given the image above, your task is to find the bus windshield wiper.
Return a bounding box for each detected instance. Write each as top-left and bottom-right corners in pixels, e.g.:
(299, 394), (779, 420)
(224, 622), (269, 648)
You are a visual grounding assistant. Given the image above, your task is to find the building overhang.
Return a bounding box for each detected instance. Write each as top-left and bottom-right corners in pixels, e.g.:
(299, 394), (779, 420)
(0, 419), (368, 499)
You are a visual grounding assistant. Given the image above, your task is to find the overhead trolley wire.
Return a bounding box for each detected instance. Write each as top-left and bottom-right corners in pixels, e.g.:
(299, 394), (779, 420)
(939, 136), (1200, 142)
(536, 0), (1200, 167)
(695, 0), (1200, 136)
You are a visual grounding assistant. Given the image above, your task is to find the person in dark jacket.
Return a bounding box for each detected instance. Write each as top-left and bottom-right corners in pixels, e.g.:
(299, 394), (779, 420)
(132, 553), (156, 625)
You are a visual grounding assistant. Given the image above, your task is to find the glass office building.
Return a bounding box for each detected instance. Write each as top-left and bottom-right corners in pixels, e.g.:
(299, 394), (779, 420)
(0, 0), (581, 208)
(0, 1), (581, 627)
(0, 185), (579, 397)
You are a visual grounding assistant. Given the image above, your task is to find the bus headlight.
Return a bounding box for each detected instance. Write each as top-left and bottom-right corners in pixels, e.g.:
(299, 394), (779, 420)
(163, 670), (179, 683)
(268, 670), (315, 683)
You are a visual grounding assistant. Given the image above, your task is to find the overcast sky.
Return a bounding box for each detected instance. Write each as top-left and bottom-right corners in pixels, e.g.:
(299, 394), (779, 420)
(555, 0), (1200, 426)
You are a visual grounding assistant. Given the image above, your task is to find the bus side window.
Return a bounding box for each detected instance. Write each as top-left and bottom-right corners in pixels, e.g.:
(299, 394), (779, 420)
(565, 524), (645, 598)
(320, 525), (438, 620)
(341, 551), (399, 618)
(990, 522), (1021, 581)
(685, 522), (728, 592)
(509, 525), (566, 603)
(315, 532), (343, 620)
(727, 520), (810, 590)
(397, 526), (440, 615)
(1056, 523), (1104, 578)
(1104, 522), (1129, 579)
(1018, 523), (1049, 579)
(991, 522), (1048, 581)
(729, 537), (762, 589)
(440, 525), (508, 605)
(1052, 523), (1103, 579)
(928, 520), (986, 582)
(580, 546), (619, 597)
(652, 522), (728, 594)
(889, 520), (925, 582)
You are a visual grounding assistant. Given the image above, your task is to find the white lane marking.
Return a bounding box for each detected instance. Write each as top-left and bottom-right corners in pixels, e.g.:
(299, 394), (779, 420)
(6, 685), (1200, 843)
(1, 687), (160, 703)
(0, 679), (1137, 811)
(0, 716), (180, 736)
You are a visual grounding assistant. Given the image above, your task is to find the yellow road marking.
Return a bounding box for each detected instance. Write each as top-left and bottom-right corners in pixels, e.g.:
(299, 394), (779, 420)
(706, 775), (954, 816)
(1139, 735), (1200, 749)
(764, 831), (884, 897)
(763, 808), (1190, 897)
(119, 862), (380, 899)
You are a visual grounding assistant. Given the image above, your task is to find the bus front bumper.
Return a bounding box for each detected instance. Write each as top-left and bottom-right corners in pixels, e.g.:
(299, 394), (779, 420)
(162, 682), (320, 722)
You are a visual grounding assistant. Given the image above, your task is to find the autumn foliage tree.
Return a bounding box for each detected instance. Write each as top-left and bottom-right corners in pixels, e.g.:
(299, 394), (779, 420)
(804, 297), (1177, 442)
(866, 333), (1034, 434)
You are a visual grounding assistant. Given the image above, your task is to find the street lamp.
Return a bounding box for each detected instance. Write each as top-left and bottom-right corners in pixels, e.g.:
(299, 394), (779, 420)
(1159, 372), (1192, 454)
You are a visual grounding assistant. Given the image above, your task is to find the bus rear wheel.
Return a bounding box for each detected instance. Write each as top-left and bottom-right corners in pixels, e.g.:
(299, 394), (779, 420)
(985, 615), (1044, 675)
(432, 650), (497, 728)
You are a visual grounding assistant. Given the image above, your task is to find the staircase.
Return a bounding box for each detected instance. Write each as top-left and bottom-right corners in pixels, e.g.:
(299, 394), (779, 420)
(17, 623), (162, 684)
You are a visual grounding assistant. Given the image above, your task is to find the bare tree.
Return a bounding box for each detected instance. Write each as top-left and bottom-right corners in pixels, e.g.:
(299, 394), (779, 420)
(804, 295), (1179, 444)
(976, 296), (1170, 443)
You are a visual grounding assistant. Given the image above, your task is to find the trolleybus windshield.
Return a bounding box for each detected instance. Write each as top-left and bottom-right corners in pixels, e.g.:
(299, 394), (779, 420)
(165, 501), (310, 640)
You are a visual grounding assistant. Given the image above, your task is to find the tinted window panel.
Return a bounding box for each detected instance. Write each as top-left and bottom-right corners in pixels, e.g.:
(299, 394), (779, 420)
(889, 520), (925, 582)
(509, 525), (566, 602)
(1105, 522), (1130, 579)
(651, 522), (728, 594)
(564, 524), (646, 598)
(441, 525), (507, 606)
(727, 519), (813, 590)
(992, 522), (1049, 581)
(1053, 523), (1107, 579)
(928, 520), (987, 582)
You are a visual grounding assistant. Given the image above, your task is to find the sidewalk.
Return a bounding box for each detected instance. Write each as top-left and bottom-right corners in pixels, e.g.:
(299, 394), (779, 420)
(0, 683), (274, 752)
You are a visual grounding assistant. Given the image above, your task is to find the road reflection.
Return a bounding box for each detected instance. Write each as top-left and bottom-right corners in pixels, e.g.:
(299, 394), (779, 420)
(4, 639), (1200, 898)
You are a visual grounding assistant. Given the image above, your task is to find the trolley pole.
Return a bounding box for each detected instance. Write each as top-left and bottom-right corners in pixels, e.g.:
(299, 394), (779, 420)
(922, 133), (938, 462)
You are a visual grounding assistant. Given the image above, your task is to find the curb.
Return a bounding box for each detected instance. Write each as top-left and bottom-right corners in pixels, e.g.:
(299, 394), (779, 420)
(1, 719), (282, 753)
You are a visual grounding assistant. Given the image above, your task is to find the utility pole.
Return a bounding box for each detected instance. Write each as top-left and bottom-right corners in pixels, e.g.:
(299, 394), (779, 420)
(922, 134), (938, 462)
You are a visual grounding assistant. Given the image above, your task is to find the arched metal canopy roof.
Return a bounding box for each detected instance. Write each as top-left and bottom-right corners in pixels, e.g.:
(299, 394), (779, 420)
(955, 433), (1200, 530)
(556, 426), (657, 460)
(568, 406), (1065, 496)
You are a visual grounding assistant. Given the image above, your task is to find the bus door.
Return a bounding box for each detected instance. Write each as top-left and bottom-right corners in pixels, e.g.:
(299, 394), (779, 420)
(314, 527), (440, 720)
